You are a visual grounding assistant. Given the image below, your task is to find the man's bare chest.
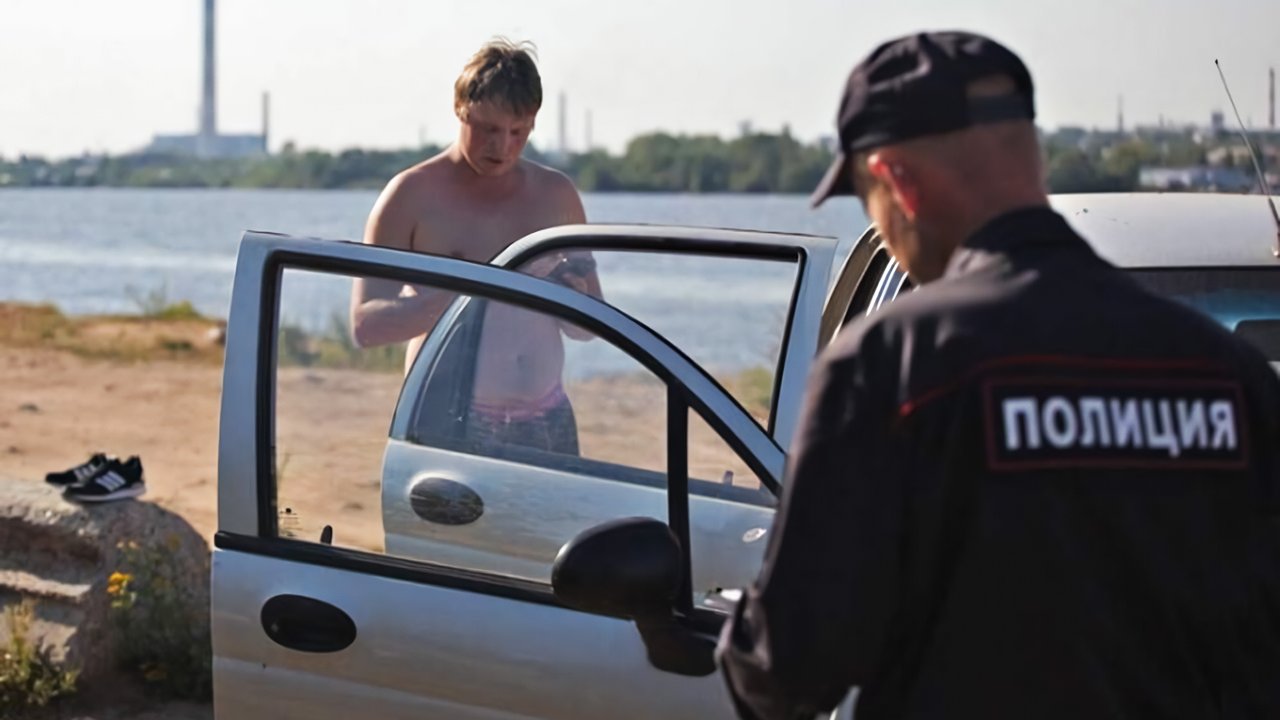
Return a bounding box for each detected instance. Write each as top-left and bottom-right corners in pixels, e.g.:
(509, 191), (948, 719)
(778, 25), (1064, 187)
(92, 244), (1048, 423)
(411, 201), (558, 263)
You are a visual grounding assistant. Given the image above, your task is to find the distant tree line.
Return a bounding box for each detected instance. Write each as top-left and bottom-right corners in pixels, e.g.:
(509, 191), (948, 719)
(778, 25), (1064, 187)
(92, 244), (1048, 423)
(0, 128), (1260, 194)
(0, 144), (446, 190)
(0, 132), (831, 194)
(560, 131), (833, 193)
(1041, 133), (1209, 193)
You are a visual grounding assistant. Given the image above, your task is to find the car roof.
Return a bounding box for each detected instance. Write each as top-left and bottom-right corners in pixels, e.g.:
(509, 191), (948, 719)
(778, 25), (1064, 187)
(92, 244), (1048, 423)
(515, 223), (836, 245)
(1049, 193), (1280, 268)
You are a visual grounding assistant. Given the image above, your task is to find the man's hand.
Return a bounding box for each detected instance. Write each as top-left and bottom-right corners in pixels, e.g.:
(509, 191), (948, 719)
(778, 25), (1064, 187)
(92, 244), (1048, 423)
(558, 271), (590, 295)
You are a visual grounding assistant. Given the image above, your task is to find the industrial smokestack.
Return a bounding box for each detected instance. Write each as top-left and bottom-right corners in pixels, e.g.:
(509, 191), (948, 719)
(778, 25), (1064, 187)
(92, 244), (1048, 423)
(262, 92), (270, 154)
(585, 109), (593, 151)
(1270, 67), (1275, 130)
(199, 0), (217, 153)
(558, 92), (568, 156)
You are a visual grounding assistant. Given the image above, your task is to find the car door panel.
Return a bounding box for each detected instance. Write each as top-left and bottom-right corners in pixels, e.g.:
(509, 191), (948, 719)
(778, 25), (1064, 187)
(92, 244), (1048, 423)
(382, 440), (774, 593)
(214, 551), (737, 720)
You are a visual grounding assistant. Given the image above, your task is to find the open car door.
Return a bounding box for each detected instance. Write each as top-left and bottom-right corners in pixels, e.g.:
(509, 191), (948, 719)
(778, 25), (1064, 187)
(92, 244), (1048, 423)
(213, 233), (808, 718)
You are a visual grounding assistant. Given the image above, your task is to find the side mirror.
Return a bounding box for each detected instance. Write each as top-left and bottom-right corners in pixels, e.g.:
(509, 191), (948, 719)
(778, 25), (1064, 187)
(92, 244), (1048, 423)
(552, 517), (717, 677)
(551, 517), (681, 619)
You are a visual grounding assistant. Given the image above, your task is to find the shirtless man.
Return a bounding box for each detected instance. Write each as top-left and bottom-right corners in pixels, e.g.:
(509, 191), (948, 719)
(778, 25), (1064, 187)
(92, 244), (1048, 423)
(350, 39), (600, 456)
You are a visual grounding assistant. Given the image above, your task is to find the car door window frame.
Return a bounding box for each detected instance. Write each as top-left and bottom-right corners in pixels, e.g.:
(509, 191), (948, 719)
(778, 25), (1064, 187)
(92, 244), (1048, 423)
(871, 257), (910, 312)
(216, 235), (783, 622)
(494, 237), (803, 438)
(492, 227), (832, 443)
(820, 227), (884, 346)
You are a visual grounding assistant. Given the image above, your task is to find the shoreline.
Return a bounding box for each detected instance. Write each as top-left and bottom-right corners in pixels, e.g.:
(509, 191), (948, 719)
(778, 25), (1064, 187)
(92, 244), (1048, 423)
(0, 186), (820, 199)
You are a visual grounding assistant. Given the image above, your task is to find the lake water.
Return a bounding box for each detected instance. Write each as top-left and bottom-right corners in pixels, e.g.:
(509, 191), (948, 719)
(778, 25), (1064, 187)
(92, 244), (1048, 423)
(0, 188), (869, 372)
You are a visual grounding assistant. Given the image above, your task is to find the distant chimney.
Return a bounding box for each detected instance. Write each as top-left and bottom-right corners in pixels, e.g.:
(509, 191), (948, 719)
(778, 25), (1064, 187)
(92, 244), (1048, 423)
(198, 0), (217, 155)
(1270, 67), (1275, 129)
(584, 109), (593, 151)
(261, 92), (270, 154)
(558, 92), (568, 155)
(1117, 95), (1124, 135)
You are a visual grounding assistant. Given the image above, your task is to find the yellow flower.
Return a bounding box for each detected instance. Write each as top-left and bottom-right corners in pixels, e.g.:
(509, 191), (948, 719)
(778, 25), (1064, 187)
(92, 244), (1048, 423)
(106, 572), (134, 597)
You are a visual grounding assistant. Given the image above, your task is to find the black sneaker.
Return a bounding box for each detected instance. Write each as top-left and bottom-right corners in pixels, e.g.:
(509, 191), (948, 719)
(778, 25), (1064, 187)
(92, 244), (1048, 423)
(63, 457), (146, 503)
(45, 453), (111, 486)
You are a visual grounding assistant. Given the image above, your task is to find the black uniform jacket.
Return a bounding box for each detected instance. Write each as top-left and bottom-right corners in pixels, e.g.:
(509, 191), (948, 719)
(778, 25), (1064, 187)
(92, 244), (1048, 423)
(717, 207), (1280, 720)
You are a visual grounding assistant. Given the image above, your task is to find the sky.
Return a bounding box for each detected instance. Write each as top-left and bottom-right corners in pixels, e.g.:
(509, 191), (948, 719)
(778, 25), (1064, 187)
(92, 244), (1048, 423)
(1, 0), (1278, 159)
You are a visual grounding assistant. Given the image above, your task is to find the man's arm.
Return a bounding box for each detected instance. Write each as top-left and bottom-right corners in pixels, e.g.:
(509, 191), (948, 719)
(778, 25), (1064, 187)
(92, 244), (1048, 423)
(716, 337), (904, 720)
(349, 172), (457, 348)
(546, 174), (602, 341)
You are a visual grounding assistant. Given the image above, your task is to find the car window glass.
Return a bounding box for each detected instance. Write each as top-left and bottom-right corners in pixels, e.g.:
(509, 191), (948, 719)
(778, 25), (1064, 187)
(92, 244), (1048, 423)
(512, 248), (798, 429)
(272, 268), (403, 553)
(274, 266), (675, 586)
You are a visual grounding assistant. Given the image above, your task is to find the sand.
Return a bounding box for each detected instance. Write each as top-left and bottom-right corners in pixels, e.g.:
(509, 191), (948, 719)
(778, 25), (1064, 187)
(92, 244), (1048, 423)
(0, 332), (764, 553)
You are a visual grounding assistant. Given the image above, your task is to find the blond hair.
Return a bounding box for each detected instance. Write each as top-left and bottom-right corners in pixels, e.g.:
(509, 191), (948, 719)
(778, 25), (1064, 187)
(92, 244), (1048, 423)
(454, 38), (542, 119)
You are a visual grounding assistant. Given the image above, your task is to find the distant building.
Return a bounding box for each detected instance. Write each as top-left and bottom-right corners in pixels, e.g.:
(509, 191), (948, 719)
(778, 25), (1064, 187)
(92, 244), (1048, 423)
(141, 0), (267, 158)
(1050, 126), (1088, 148)
(146, 132), (267, 159)
(1138, 166), (1254, 192)
(1210, 111), (1226, 137)
(1207, 144), (1280, 169)
(1131, 124), (1199, 143)
(1071, 129), (1128, 152)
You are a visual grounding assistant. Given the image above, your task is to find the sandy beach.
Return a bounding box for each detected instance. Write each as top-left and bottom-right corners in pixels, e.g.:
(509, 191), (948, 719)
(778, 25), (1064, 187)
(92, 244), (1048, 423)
(1, 345), (223, 539)
(0, 305), (766, 554)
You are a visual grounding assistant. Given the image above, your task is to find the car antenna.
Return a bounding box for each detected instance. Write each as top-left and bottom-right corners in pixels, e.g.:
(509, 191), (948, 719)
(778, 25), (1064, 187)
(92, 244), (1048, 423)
(1215, 59), (1280, 258)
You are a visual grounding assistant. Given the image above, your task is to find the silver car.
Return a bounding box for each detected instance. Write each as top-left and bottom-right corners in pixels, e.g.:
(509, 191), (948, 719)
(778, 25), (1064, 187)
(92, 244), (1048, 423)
(212, 193), (1280, 719)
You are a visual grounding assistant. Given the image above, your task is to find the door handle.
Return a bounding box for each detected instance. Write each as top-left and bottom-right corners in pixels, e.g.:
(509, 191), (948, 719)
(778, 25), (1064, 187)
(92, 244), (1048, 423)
(410, 476), (484, 525)
(260, 594), (357, 653)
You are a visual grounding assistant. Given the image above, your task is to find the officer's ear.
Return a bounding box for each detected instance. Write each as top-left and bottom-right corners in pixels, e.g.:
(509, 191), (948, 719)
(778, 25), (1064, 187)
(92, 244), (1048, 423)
(867, 151), (920, 220)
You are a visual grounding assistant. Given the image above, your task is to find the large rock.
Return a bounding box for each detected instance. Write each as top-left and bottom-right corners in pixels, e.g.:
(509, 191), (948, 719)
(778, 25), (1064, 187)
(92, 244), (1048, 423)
(0, 475), (209, 687)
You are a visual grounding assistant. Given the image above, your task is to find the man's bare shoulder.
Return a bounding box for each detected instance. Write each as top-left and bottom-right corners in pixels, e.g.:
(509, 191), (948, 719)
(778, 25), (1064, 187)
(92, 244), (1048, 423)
(365, 152), (459, 250)
(519, 158), (577, 195)
(518, 159), (584, 224)
(384, 150), (459, 199)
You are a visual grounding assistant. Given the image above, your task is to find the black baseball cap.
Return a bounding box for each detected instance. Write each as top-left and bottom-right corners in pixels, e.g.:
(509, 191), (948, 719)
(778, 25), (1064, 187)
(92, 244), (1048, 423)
(811, 31), (1036, 208)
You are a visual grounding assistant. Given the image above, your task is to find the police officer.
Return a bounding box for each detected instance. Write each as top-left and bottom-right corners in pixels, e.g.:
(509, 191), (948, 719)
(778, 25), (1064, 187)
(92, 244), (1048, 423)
(716, 31), (1280, 720)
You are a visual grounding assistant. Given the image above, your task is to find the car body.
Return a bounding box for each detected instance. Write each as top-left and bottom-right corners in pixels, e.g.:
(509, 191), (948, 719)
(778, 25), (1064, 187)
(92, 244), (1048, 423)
(212, 193), (1279, 719)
